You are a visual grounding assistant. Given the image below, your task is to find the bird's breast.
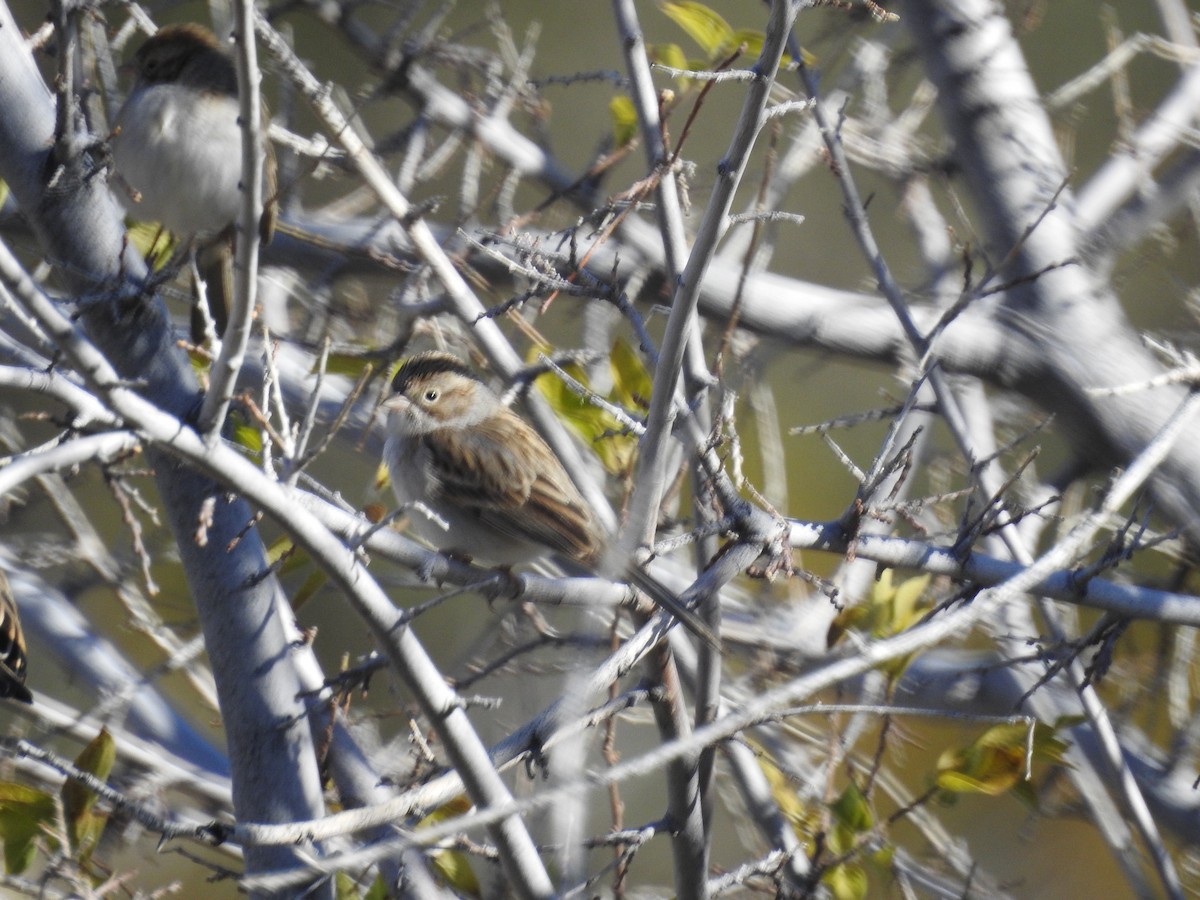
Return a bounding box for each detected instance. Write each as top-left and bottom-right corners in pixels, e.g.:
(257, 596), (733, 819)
(112, 85), (256, 235)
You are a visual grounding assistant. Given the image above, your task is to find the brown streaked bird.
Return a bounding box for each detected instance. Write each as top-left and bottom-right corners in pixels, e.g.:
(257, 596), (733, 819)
(381, 352), (720, 648)
(111, 23), (276, 242)
(0, 570), (32, 704)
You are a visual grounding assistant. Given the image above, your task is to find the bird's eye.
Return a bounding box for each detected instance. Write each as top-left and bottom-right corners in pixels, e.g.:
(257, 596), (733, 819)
(423, 389), (439, 402)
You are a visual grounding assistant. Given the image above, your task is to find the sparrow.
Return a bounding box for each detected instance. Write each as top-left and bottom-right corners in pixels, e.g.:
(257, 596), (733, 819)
(111, 24), (276, 338)
(111, 23), (276, 242)
(0, 570), (32, 704)
(381, 352), (720, 648)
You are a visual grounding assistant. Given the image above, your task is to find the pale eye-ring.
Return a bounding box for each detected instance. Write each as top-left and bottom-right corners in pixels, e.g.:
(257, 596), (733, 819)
(423, 388), (439, 403)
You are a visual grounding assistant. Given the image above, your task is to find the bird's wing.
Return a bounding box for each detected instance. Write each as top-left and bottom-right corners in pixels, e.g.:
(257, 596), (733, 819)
(0, 573), (32, 703)
(423, 413), (601, 562)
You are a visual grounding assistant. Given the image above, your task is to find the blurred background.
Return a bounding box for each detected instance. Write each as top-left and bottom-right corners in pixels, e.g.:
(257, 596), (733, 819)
(1, 0), (1195, 895)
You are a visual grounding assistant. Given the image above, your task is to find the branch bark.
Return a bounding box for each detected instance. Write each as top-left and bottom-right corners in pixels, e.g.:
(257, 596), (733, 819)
(0, 3), (327, 886)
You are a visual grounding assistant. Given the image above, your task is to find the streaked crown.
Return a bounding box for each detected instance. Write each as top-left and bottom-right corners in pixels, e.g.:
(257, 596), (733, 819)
(131, 24), (236, 95)
(390, 352), (475, 394)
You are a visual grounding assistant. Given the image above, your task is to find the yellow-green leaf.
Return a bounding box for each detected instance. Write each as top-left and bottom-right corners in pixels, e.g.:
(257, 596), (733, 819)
(532, 354), (637, 476)
(188, 348), (211, 379)
(824, 862), (868, 900)
(935, 767), (1019, 796)
(66, 729), (116, 798)
(648, 42), (691, 74)
(1009, 777), (1039, 810)
(335, 870), (361, 899)
(70, 809), (107, 865)
(610, 95), (638, 148)
(334, 871), (390, 899)
(363, 873), (389, 900)
(62, 729), (115, 859)
(830, 780), (872, 834)
(728, 28), (766, 58)
(752, 741), (817, 843)
(432, 847), (481, 897)
(291, 568), (329, 612)
(864, 568), (916, 636)
(267, 539), (327, 611)
(609, 338), (652, 412)
(126, 221), (177, 269)
(936, 721), (1070, 802)
(317, 353), (376, 379)
(870, 843), (895, 868)
(266, 537), (315, 579)
(228, 408), (264, 456)
(0, 782), (57, 874)
(266, 535), (296, 568)
(419, 797), (481, 896)
(826, 602), (865, 647)
(890, 572), (931, 632)
(828, 569), (932, 681)
(374, 460), (392, 493)
(660, 2), (734, 57)
(975, 723), (1029, 749)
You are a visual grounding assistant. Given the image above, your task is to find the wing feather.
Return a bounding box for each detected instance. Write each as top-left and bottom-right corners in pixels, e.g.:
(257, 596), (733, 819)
(0, 572), (31, 703)
(421, 411), (602, 562)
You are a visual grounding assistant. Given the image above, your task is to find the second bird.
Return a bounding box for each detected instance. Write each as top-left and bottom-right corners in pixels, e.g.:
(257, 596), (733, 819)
(111, 23), (276, 243)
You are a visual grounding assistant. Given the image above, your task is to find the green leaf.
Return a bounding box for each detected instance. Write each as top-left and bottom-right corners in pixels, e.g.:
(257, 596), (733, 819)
(532, 352), (638, 476)
(62, 729), (115, 860)
(126, 221), (177, 269)
(830, 781), (873, 833)
(1032, 726), (1072, 766)
(609, 95), (638, 148)
(363, 873), (390, 900)
(229, 412), (264, 456)
(728, 28), (766, 58)
(648, 42), (691, 74)
(870, 843), (895, 868)
(266, 535), (296, 569)
(935, 767), (1018, 796)
(889, 572), (931, 633)
(334, 871), (361, 899)
(317, 354), (377, 379)
(335, 871), (392, 900)
(660, 2), (734, 57)
(1009, 777), (1039, 810)
(374, 460), (391, 493)
(936, 721), (1071, 802)
(291, 568), (329, 612)
(0, 782), (57, 874)
(752, 741), (818, 842)
(420, 797), (481, 896)
(432, 847), (482, 897)
(267, 537), (317, 579)
(265, 539), (327, 611)
(823, 862), (868, 900)
(609, 338), (652, 412)
(827, 569), (932, 681)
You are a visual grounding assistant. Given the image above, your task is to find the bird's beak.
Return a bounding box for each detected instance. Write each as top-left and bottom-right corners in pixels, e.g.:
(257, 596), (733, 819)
(382, 393), (410, 414)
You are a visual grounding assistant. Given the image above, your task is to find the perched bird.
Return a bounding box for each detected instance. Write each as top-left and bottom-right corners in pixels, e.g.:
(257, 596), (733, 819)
(111, 23), (276, 337)
(0, 571), (32, 704)
(382, 352), (719, 648)
(111, 23), (276, 242)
